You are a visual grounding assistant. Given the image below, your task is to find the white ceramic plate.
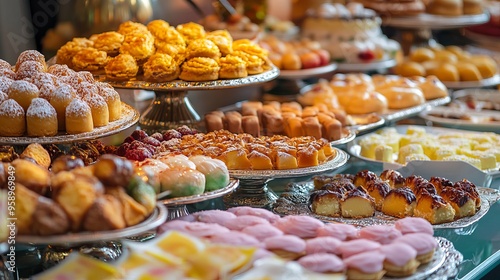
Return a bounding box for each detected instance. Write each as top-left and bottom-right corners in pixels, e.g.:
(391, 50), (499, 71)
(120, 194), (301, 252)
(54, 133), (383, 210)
(420, 106), (500, 132)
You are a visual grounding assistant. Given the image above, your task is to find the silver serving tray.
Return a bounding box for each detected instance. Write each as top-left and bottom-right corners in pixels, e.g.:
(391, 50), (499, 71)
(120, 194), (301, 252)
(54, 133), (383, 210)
(382, 12), (489, 29)
(0, 102), (139, 145)
(382, 96), (451, 123)
(229, 147), (349, 180)
(160, 178), (239, 206)
(16, 203), (168, 246)
(273, 181), (499, 229)
(443, 74), (500, 90)
(279, 63), (337, 80)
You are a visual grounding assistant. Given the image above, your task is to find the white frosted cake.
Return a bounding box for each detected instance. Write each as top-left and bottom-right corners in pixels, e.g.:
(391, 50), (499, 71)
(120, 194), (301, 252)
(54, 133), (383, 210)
(301, 2), (400, 63)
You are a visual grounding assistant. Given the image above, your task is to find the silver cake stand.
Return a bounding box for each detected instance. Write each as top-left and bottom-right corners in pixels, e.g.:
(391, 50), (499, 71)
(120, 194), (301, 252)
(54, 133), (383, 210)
(97, 67), (280, 133)
(223, 147), (349, 209)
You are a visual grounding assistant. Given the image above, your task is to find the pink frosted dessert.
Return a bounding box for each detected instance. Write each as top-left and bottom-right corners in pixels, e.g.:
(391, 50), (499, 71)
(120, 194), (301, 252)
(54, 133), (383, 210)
(316, 223), (358, 241)
(343, 251), (385, 278)
(227, 206), (280, 222)
(338, 239), (381, 259)
(224, 215), (270, 231)
(177, 214), (196, 222)
(393, 233), (438, 263)
(264, 235), (307, 253)
(298, 253), (346, 273)
(241, 224), (283, 241)
(379, 242), (418, 267)
(395, 217), (434, 235)
(253, 248), (275, 260)
(273, 215), (324, 239)
(305, 237), (342, 255)
(209, 230), (262, 247)
(157, 220), (230, 238)
(358, 225), (402, 244)
(193, 210), (237, 226)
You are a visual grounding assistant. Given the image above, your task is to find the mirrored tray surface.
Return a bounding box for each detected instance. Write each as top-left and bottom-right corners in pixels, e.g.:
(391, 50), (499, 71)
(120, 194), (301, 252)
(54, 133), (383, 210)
(0, 102), (139, 145)
(95, 66), (280, 91)
(229, 147), (349, 180)
(161, 179), (239, 206)
(273, 181), (499, 229)
(336, 59), (397, 72)
(382, 96), (451, 123)
(16, 203), (167, 245)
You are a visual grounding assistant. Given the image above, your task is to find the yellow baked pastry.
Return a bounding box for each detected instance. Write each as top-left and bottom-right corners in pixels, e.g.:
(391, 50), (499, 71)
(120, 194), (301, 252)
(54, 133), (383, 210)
(455, 63), (482, 81)
(0, 99), (26, 136)
(72, 48), (108, 71)
(90, 31), (124, 56)
(206, 33), (233, 56)
(143, 53), (180, 82)
(219, 54), (248, 79)
(105, 54), (139, 81)
(377, 87), (426, 109)
(65, 99), (94, 134)
(82, 93), (109, 127)
(433, 63), (459, 82)
(343, 91), (388, 114)
(179, 57), (220, 81)
(409, 48), (435, 63)
(186, 39), (221, 60)
(7, 80), (39, 111)
(427, 0), (463, 16)
(233, 43), (269, 65)
(463, 0), (483, 15)
(176, 22), (206, 44)
(119, 32), (155, 63)
(232, 50), (265, 75)
(396, 61), (426, 77)
(414, 76), (449, 100)
(468, 56), (498, 78)
(154, 43), (186, 65)
(117, 21), (148, 35)
(56, 40), (91, 67)
(98, 87), (122, 121)
(26, 98), (58, 137)
(15, 60), (46, 81)
(146, 19), (171, 40)
(158, 26), (186, 47)
(50, 84), (77, 131)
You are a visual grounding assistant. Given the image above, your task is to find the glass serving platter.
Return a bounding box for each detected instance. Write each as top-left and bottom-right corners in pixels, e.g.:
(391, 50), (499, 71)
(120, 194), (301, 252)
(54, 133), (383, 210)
(0, 102), (139, 145)
(272, 181), (499, 229)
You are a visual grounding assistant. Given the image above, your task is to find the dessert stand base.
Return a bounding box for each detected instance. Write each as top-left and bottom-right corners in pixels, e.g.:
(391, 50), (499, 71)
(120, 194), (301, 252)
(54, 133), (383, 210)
(223, 178), (278, 209)
(262, 79), (305, 102)
(166, 205), (192, 220)
(139, 90), (200, 133)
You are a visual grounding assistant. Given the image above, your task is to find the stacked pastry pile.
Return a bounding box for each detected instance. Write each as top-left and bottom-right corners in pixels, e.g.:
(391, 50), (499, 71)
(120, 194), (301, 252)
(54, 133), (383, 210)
(359, 126), (500, 170)
(258, 36), (331, 70)
(0, 50), (122, 137)
(309, 170), (480, 224)
(205, 101), (349, 141)
(357, 0), (484, 16)
(114, 127), (335, 170)
(395, 45), (498, 82)
(5, 151), (157, 235)
(158, 208), (439, 279)
(56, 20), (272, 82)
(358, 0), (427, 16)
(426, 0), (485, 16)
(300, 73), (449, 115)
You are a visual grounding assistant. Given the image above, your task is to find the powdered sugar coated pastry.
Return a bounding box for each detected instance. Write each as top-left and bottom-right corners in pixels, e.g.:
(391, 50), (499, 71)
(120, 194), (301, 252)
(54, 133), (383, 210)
(338, 239), (381, 259)
(209, 230), (262, 247)
(226, 206), (280, 222)
(273, 215), (324, 238)
(305, 236), (342, 255)
(193, 210), (237, 226)
(297, 253), (345, 273)
(223, 215), (270, 231)
(358, 225), (402, 244)
(395, 217), (434, 235)
(316, 223), (358, 240)
(241, 224), (283, 241)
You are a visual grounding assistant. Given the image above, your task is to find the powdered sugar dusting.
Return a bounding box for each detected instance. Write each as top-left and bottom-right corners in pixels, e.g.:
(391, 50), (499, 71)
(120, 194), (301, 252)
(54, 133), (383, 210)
(0, 59), (11, 70)
(39, 83), (56, 100)
(75, 82), (99, 98)
(0, 91), (7, 103)
(0, 99), (24, 117)
(66, 98), (91, 117)
(8, 80), (39, 95)
(98, 87), (120, 101)
(30, 72), (57, 89)
(27, 98), (56, 119)
(83, 93), (107, 108)
(47, 64), (75, 77)
(15, 61), (45, 80)
(0, 68), (15, 80)
(0, 77), (13, 92)
(52, 84), (76, 101)
(78, 71), (95, 83)
(16, 50), (45, 68)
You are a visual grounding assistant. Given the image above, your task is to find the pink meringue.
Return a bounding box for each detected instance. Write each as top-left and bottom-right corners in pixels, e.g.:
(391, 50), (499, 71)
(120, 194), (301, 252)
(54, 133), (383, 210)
(338, 239), (381, 259)
(227, 206), (280, 222)
(264, 235), (306, 253)
(194, 210), (237, 225)
(395, 217), (434, 235)
(379, 242), (418, 267)
(305, 237), (342, 255)
(393, 233), (438, 255)
(316, 223), (358, 241)
(344, 251), (385, 274)
(209, 230), (262, 247)
(241, 224), (283, 241)
(298, 253), (345, 273)
(224, 215), (270, 231)
(157, 220), (229, 238)
(358, 225), (402, 244)
(273, 215), (324, 239)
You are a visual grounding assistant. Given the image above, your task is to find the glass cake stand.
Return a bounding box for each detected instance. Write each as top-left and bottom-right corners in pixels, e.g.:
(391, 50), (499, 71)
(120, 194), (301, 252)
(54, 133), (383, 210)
(160, 179), (240, 220)
(223, 147), (350, 209)
(97, 67), (280, 133)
